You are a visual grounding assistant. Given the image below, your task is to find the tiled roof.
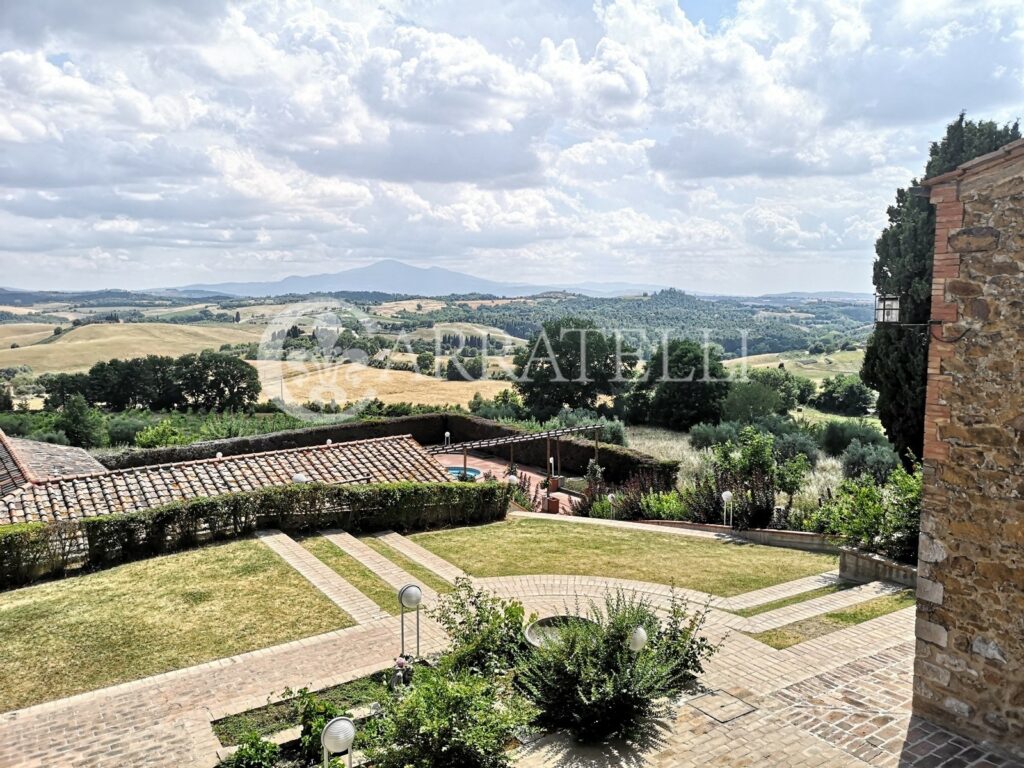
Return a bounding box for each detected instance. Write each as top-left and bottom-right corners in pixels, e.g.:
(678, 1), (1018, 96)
(0, 430), (31, 496)
(9, 438), (107, 481)
(0, 434), (450, 526)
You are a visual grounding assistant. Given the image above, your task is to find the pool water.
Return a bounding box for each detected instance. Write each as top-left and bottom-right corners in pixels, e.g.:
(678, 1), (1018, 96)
(445, 466), (481, 479)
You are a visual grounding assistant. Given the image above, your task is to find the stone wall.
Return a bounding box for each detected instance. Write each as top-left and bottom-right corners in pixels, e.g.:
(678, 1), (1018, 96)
(915, 149), (1024, 757)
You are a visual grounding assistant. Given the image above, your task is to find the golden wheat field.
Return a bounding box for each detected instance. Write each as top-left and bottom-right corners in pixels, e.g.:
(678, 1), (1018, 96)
(0, 323), (59, 349)
(374, 299), (447, 316)
(0, 323), (268, 373)
(252, 360), (507, 407)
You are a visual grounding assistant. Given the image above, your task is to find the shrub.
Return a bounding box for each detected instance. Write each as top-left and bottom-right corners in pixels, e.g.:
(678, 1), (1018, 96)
(361, 667), (535, 768)
(639, 490), (687, 520)
(819, 420), (887, 457)
(54, 394), (107, 448)
(294, 688), (344, 763)
(429, 578), (532, 677)
(774, 431), (819, 467)
(721, 381), (782, 423)
(813, 375), (874, 416)
(811, 465), (922, 563)
(26, 429), (69, 445)
(135, 420), (187, 448)
(687, 421), (740, 450)
(107, 414), (150, 446)
(841, 439), (900, 484)
(216, 732), (279, 768)
(0, 523), (54, 588)
(518, 590), (715, 742)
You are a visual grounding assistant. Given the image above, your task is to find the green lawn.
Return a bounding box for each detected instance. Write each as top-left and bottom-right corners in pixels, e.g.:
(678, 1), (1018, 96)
(748, 589), (916, 649)
(360, 537), (454, 595)
(410, 519), (836, 597)
(0, 540), (352, 712)
(301, 536), (400, 614)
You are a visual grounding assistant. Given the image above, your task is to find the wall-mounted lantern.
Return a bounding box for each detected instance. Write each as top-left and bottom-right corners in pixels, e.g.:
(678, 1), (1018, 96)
(874, 295), (901, 324)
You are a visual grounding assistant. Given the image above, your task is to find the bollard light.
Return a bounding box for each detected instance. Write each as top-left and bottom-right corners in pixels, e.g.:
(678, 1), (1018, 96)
(293, 472), (310, 484)
(628, 626), (648, 653)
(398, 584), (423, 659)
(321, 716), (356, 768)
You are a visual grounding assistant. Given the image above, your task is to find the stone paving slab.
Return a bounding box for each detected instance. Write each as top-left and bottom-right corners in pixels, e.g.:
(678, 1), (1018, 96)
(321, 530), (438, 602)
(371, 530), (468, 583)
(255, 530), (387, 623)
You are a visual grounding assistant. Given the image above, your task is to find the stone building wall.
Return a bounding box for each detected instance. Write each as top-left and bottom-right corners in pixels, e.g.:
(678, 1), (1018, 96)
(915, 145), (1024, 757)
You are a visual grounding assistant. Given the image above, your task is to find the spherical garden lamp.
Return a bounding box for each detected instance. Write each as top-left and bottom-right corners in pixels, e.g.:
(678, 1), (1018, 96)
(721, 490), (733, 527)
(398, 583), (423, 659)
(293, 471), (310, 484)
(628, 626), (648, 653)
(321, 716), (356, 768)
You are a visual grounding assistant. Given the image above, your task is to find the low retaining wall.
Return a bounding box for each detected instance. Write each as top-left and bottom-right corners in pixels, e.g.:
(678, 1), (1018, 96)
(839, 547), (917, 587)
(639, 520), (839, 554)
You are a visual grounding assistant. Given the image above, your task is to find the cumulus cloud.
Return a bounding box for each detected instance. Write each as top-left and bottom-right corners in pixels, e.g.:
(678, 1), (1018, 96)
(0, 0), (1021, 294)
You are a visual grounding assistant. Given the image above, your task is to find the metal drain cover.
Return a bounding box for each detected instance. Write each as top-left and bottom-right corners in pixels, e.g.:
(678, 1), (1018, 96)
(688, 691), (756, 723)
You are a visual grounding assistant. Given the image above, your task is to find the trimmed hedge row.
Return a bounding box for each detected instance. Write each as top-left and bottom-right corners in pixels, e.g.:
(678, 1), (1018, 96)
(98, 413), (679, 487)
(1, 481), (511, 589)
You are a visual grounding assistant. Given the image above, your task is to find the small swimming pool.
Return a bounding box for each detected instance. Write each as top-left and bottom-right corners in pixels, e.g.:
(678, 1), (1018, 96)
(445, 466), (481, 480)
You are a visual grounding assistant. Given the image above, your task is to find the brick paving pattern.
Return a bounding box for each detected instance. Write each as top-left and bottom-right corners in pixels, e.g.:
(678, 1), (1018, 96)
(0, 522), (1012, 768)
(255, 530), (387, 623)
(321, 530), (438, 601)
(369, 530), (468, 583)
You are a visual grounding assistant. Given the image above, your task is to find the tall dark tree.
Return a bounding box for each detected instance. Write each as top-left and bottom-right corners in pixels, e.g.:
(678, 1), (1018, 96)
(513, 318), (631, 420)
(862, 113), (1020, 461)
(624, 339), (730, 431)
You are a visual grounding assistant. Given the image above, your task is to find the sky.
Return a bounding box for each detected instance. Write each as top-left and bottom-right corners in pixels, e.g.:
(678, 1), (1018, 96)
(0, 0), (1021, 295)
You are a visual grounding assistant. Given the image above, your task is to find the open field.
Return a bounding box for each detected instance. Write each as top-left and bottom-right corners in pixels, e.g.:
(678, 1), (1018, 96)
(374, 298), (447, 316)
(407, 322), (527, 345)
(0, 322), (267, 373)
(0, 323), (58, 348)
(411, 518), (837, 597)
(0, 540), (351, 711)
(726, 348), (865, 383)
(253, 359), (506, 407)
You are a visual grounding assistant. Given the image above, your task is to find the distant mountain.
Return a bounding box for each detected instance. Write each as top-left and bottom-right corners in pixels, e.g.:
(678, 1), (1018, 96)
(176, 260), (669, 298)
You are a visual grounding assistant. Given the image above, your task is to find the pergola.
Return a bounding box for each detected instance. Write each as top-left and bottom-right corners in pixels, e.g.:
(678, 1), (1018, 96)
(426, 424), (604, 481)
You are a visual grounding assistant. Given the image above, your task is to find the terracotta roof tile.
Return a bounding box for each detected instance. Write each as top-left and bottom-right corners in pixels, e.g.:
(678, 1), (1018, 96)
(0, 434), (450, 526)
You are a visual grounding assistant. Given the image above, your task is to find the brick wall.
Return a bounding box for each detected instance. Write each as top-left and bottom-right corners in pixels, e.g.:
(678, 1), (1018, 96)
(914, 152), (1024, 757)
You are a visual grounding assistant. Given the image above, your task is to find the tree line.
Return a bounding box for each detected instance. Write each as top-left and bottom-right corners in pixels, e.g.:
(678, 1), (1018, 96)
(37, 351), (262, 413)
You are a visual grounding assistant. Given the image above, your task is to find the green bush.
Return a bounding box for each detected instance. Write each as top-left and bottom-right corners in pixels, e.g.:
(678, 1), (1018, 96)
(294, 687), (344, 763)
(819, 420), (888, 456)
(639, 490), (687, 520)
(518, 590), (715, 742)
(774, 432), (819, 467)
(106, 414), (150, 446)
(135, 420), (187, 448)
(361, 667), (535, 768)
(0, 523), (53, 587)
(216, 732), (279, 768)
(841, 439), (900, 484)
(722, 381), (782, 423)
(429, 578), (532, 677)
(813, 374), (874, 416)
(808, 465), (921, 563)
(687, 421), (740, 449)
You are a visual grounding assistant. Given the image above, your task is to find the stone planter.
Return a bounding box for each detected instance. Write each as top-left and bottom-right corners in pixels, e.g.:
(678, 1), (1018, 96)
(545, 496), (561, 515)
(839, 547), (917, 588)
(548, 475), (562, 492)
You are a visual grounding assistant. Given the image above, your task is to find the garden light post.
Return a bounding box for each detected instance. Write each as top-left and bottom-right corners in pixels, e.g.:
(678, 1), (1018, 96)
(321, 716), (356, 768)
(721, 490), (733, 528)
(628, 626), (648, 653)
(398, 583), (423, 659)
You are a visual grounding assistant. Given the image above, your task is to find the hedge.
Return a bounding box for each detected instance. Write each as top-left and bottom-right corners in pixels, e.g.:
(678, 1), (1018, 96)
(1, 481), (511, 589)
(98, 413), (679, 487)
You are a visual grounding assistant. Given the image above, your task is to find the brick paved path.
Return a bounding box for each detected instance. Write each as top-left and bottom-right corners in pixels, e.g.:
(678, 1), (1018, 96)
(321, 530), (438, 601)
(255, 529), (387, 622)
(0, 525), (1010, 768)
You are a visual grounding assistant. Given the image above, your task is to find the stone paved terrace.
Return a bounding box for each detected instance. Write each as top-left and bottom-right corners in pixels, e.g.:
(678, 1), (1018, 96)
(0, 518), (1013, 768)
